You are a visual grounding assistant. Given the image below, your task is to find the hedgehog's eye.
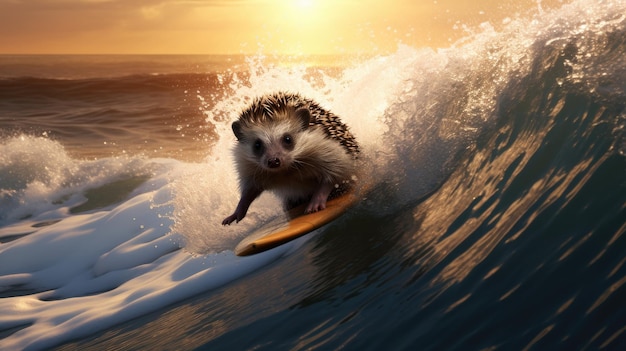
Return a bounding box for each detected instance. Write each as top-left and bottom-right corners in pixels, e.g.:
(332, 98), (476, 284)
(282, 134), (294, 150)
(253, 139), (264, 156)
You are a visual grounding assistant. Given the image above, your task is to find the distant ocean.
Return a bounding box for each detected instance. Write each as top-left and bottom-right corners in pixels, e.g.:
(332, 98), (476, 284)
(1, 0), (625, 350)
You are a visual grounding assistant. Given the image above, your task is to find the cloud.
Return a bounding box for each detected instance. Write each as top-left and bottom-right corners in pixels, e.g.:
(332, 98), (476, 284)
(0, 1), (179, 32)
(140, 3), (165, 20)
(0, 0), (438, 54)
(0, 0), (259, 53)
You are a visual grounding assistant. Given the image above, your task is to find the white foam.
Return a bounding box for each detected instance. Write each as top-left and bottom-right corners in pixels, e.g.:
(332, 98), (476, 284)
(0, 154), (290, 350)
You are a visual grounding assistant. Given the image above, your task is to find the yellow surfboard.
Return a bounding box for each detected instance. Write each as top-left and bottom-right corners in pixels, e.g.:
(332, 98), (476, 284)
(234, 188), (363, 256)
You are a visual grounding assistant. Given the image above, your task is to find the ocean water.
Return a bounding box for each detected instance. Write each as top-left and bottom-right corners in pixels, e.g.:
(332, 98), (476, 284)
(1, 0), (625, 350)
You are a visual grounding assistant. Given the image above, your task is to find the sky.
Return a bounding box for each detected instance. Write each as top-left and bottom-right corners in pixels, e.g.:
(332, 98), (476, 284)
(0, 0), (557, 55)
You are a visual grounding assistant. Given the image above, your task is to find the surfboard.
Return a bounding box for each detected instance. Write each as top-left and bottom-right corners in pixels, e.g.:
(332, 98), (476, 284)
(234, 187), (363, 256)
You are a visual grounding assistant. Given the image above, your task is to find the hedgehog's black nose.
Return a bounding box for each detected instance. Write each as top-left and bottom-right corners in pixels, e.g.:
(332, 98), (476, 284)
(267, 157), (281, 168)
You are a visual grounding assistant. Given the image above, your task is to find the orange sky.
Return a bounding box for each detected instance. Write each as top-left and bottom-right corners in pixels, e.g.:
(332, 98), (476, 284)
(0, 0), (559, 55)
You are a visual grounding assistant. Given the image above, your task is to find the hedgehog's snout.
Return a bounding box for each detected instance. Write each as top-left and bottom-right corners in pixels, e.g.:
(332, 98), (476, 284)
(267, 157), (281, 168)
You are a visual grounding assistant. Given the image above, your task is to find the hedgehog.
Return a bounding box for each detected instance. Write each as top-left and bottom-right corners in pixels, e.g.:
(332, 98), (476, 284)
(222, 91), (359, 225)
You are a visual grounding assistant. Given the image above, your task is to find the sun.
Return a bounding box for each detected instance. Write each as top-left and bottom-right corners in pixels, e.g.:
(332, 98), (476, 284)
(296, 0), (314, 9)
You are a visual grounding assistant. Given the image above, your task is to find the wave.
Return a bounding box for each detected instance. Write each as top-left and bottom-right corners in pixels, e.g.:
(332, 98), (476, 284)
(0, 73), (222, 100)
(1, 0), (625, 349)
(0, 73), (224, 161)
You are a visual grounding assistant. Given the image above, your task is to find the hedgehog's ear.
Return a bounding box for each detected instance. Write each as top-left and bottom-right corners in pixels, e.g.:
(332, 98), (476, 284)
(295, 108), (311, 130)
(232, 121), (245, 141)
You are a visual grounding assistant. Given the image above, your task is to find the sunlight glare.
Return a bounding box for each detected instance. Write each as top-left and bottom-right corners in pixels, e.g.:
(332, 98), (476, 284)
(297, 0), (314, 9)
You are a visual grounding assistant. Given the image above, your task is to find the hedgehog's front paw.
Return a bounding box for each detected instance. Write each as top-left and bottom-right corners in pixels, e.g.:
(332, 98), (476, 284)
(222, 213), (239, 225)
(305, 183), (333, 214)
(305, 198), (327, 214)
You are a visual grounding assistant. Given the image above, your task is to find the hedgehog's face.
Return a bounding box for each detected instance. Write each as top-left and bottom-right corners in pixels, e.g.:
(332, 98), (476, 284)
(250, 131), (296, 171)
(232, 107), (311, 172)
